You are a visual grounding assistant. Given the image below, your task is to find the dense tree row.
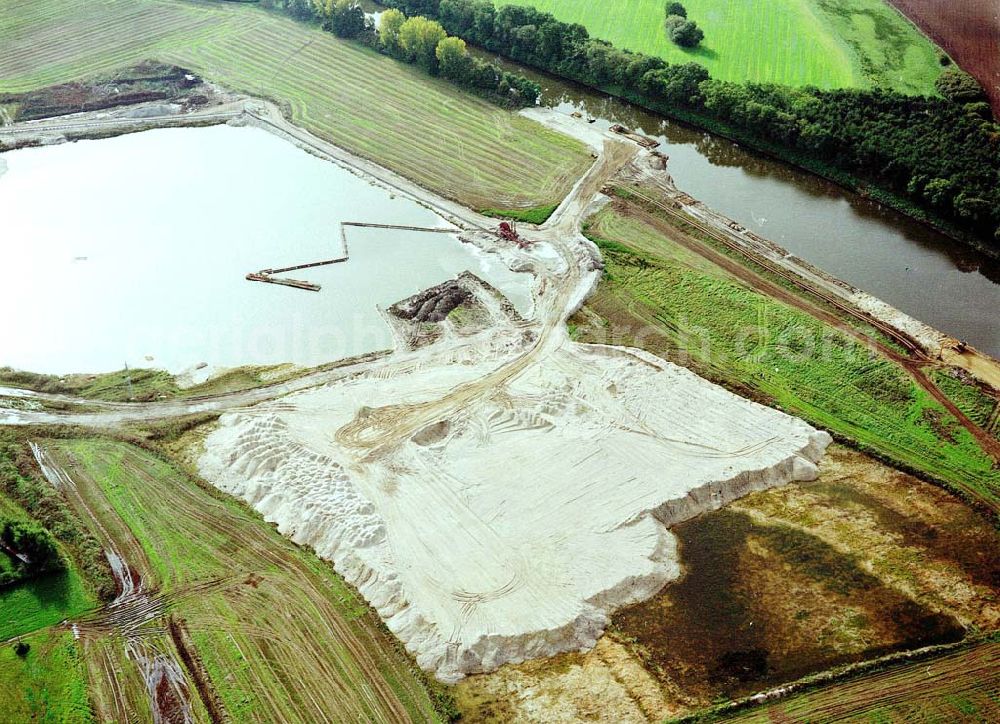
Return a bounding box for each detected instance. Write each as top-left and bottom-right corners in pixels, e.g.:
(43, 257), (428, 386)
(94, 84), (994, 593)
(385, 0), (1000, 248)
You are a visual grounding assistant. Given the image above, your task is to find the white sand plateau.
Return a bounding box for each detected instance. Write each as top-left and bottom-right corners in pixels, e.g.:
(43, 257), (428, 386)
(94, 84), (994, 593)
(199, 336), (830, 682)
(193, 127), (830, 682)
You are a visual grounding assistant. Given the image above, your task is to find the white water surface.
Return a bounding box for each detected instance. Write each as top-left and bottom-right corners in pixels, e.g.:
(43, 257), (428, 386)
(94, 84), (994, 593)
(1, 125), (531, 374)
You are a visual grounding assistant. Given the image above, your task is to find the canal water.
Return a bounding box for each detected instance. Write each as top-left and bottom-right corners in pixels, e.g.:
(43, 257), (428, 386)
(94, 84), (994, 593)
(485, 52), (1000, 357)
(0, 124), (532, 374)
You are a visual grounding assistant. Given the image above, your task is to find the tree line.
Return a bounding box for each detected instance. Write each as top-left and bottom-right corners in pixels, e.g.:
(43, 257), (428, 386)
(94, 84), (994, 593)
(382, 0), (1000, 249)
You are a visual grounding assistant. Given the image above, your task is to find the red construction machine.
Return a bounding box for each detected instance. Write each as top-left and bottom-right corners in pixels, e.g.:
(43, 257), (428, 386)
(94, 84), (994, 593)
(497, 220), (531, 249)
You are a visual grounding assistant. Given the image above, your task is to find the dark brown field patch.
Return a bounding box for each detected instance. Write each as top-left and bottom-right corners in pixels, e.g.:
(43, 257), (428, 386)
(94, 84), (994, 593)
(610, 445), (1000, 705)
(889, 0), (1000, 113)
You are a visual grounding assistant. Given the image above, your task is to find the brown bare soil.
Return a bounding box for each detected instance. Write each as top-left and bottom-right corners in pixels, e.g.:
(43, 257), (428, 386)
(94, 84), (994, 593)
(0, 61), (205, 122)
(610, 444), (999, 708)
(453, 637), (680, 723)
(455, 444), (1000, 720)
(889, 0), (1000, 113)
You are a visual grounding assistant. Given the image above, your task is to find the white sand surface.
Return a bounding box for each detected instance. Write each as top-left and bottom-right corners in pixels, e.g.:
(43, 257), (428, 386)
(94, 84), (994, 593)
(200, 340), (829, 682)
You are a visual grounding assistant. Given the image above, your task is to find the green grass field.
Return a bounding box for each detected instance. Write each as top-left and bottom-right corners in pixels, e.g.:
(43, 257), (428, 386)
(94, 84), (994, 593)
(49, 438), (444, 722)
(503, 0), (942, 93)
(0, 0), (592, 213)
(0, 570), (95, 642)
(0, 629), (93, 723)
(575, 203), (1000, 507)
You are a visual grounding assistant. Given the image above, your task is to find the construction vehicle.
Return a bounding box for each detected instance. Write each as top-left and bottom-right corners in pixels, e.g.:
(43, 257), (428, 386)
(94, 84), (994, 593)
(498, 220), (533, 249)
(498, 221), (519, 241)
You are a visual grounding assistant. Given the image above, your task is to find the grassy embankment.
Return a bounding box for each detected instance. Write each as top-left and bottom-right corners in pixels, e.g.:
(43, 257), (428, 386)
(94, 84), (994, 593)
(0, 0), (592, 217)
(572, 201), (1000, 509)
(502, 0), (942, 92)
(0, 364), (298, 402)
(694, 638), (1000, 722)
(37, 437), (448, 722)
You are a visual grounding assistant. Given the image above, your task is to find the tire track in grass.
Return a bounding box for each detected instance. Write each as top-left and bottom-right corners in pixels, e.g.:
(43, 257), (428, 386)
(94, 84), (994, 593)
(44, 439), (438, 722)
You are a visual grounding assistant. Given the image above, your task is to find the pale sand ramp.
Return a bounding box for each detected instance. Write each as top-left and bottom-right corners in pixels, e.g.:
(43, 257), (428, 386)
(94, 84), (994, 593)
(199, 339), (830, 682)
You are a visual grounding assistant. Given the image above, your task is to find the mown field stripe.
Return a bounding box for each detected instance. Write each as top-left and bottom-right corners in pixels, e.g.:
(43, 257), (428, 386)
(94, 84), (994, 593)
(500, 0), (935, 92)
(0, 0), (592, 212)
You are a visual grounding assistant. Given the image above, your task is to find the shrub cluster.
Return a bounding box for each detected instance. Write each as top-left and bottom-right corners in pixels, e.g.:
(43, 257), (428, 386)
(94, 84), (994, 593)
(935, 67), (988, 104)
(664, 2), (703, 48)
(0, 518), (63, 587)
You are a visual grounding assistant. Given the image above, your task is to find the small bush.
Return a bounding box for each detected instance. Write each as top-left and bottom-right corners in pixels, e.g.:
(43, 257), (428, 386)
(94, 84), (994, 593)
(936, 67), (987, 104)
(665, 2), (687, 18)
(14, 641), (29, 657)
(665, 15), (703, 48)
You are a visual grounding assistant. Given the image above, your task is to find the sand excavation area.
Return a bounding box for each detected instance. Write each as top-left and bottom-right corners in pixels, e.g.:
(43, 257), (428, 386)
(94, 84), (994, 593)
(199, 263), (831, 682)
(0, 103), (832, 681)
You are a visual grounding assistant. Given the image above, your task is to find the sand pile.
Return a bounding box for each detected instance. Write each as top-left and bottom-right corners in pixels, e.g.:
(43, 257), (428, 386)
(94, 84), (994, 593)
(199, 339), (829, 682)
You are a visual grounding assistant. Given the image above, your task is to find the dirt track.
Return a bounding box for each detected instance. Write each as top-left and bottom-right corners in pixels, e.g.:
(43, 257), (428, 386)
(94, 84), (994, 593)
(610, 192), (1000, 471)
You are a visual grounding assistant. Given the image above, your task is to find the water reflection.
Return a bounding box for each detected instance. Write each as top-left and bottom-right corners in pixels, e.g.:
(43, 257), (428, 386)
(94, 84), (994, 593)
(476, 50), (999, 355)
(0, 125), (531, 374)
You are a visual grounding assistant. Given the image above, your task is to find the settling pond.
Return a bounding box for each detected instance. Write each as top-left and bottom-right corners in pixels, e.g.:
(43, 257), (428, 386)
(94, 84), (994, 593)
(0, 125), (531, 375)
(491, 55), (1000, 358)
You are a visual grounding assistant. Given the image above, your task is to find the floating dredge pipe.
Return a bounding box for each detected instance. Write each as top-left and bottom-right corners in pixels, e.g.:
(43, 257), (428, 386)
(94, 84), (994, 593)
(245, 222), (461, 292)
(245, 272), (321, 292)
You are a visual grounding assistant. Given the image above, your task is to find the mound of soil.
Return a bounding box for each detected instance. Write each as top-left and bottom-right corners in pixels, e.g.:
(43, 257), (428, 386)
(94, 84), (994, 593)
(0, 61), (204, 122)
(390, 281), (471, 323)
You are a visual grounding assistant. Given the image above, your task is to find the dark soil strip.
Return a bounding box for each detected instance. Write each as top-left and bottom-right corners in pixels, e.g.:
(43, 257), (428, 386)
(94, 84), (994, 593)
(168, 616), (228, 724)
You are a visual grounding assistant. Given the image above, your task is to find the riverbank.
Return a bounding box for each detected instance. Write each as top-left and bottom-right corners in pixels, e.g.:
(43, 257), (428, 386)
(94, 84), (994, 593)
(526, 108), (1000, 388)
